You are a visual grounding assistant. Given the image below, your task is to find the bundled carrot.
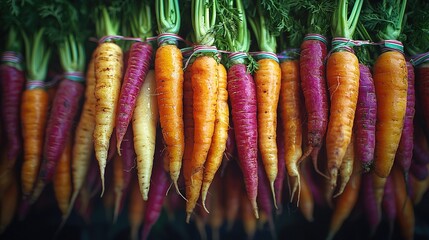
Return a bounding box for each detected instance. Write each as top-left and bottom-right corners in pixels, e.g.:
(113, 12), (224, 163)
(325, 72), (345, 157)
(326, 0), (362, 190)
(133, 70), (158, 200)
(154, 0), (184, 194)
(0, 28), (25, 168)
(116, 0), (153, 152)
(20, 28), (51, 199)
(361, 0), (408, 209)
(219, 0), (259, 218)
(93, 5), (124, 194)
(53, 135), (72, 220)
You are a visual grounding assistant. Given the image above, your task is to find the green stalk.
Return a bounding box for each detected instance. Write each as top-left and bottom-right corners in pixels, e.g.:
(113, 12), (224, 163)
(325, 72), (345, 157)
(22, 28), (51, 81)
(404, 1), (429, 55)
(192, 0), (216, 46)
(331, 0), (363, 39)
(247, 0), (277, 53)
(5, 28), (22, 53)
(155, 0), (181, 34)
(58, 34), (86, 73)
(129, 0), (153, 39)
(96, 6), (121, 38)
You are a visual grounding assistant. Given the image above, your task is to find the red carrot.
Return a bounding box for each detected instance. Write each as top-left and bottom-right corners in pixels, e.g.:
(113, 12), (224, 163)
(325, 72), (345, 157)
(116, 41), (152, 153)
(0, 50), (25, 167)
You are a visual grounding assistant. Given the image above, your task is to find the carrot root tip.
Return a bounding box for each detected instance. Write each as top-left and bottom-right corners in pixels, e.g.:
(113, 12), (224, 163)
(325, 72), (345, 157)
(186, 212), (192, 224)
(270, 181), (278, 210)
(330, 168), (338, 189)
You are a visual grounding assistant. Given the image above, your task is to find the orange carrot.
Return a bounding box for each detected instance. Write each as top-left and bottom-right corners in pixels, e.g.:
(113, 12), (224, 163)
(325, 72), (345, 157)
(155, 43), (184, 194)
(53, 135), (72, 220)
(201, 62), (229, 212)
(184, 55), (218, 222)
(372, 50), (408, 208)
(326, 160), (361, 240)
(20, 88), (49, 198)
(279, 58), (303, 201)
(254, 58), (281, 207)
(326, 50), (360, 189)
(334, 133), (355, 197)
(93, 41), (123, 195)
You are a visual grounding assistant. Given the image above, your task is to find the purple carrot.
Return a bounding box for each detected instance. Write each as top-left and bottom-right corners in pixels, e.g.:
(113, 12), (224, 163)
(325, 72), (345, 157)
(412, 124), (429, 165)
(116, 42), (152, 154)
(361, 173), (381, 237)
(0, 51), (25, 166)
(382, 174), (396, 239)
(395, 62), (416, 183)
(141, 139), (169, 240)
(355, 63), (377, 172)
(410, 160), (429, 181)
(227, 60), (259, 218)
(40, 76), (84, 183)
(275, 122), (286, 213)
(299, 35), (329, 177)
(257, 156), (276, 240)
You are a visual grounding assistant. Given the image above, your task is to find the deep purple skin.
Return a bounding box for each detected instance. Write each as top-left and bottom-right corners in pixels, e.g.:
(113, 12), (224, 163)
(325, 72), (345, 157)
(395, 62), (416, 179)
(355, 64), (377, 173)
(361, 173), (381, 236)
(257, 156), (274, 218)
(410, 160), (429, 181)
(299, 39), (329, 170)
(382, 174), (396, 237)
(40, 78), (84, 183)
(116, 42), (153, 151)
(275, 123), (286, 211)
(412, 130), (429, 165)
(118, 124), (136, 211)
(227, 63), (258, 208)
(0, 62), (25, 165)
(141, 140), (169, 240)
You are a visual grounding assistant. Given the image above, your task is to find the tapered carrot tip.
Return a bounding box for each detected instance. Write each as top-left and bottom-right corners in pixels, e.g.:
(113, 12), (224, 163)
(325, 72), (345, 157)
(202, 199), (210, 214)
(173, 180), (187, 202)
(113, 193), (121, 223)
(333, 181), (347, 198)
(270, 181), (278, 209)
(99, 166), (106, 197)
(186, 212), (192, 223)
(251, 200), (259, 219)
(330, 168), (338, 189)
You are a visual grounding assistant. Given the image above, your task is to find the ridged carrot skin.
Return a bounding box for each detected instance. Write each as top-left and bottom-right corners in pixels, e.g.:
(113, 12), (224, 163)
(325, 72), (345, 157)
(227, 63), (259, 218)
(116, 42), (153, 153)
(300, 38), (329, 172)
(415, 63), (429, 133)
(373, 51), (408, 178)
(255, 58), (281, 205)
(395, 61), (415, 180)
(185, 55), (218, 221)
(326, 51), (360, 188)
(70, 53), (96, 208)
(279, 59), (303, 200)
(155, 44), (184, 192)
(355, 64), (377, 172)
(182, 65), (194, 186)
(93, 42), (124, 195)
(53, 135), (72, 217)
(20, 88), (49, 197)
(133, 70), (158, 200)
(201, 63), (228, 211)
(40, 78), (84, 183)
(0, 53), (25, 166)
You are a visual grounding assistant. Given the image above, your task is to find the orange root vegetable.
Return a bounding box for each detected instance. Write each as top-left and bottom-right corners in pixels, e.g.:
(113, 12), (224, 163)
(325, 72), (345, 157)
(93, 42), (124, 195)
(155, 44), (184, 194)
(20, 88), (49, 198)
(201, 63), (229, 212)
(326, 51), (360, 189)
(334, 134), (355, 197)
(372, 50), (408, 209)
(255, 58), (281, 207)
(53, 135), (72, 220)
(184, 55), (218, 222)
(279, 58), (303, 201)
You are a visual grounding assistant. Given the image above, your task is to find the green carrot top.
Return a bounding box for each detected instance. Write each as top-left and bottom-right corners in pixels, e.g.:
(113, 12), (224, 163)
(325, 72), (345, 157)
(246, 0), (278, 53)
(361, 0), (407, 41)
(191, 0), (217, 46)
(155, 0), (181, 35)
(128, 0), (154, 40)
(93, 0), (129, 38)
(331, 0), (363, 39)
(354, 22), (377, 66)
(404, 0), (429, 56)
